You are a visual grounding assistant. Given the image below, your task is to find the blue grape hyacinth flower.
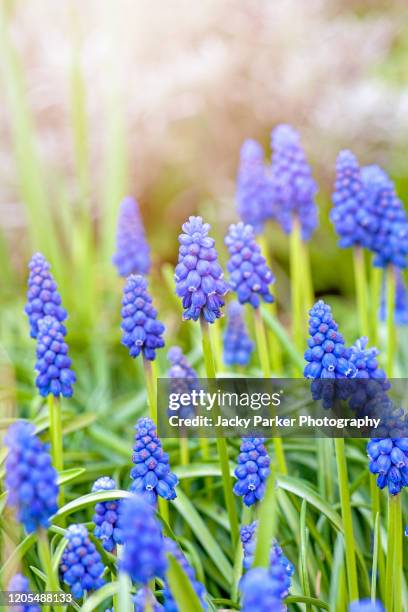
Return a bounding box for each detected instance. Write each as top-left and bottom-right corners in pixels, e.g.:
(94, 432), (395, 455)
(236, 139), (274, 232)
(349, 600), (385, 612)
(130, 417), (178, 505)
(60, 524), (106, 599)
(163, 538), (208, 611)
(133, 588), (163, 612)
(331, 150), (375, 249)
(233, 438), (270, 506)
(225, 222), (274, 308)
(223, 300), (254, 366)
(240, 567), (285, 612)
(367, 438), (408, 496)
(112, 196), (151, 277)
(7, 573), (40, 612)
(92, 477), (123, 553)
(121, 275), (165, 361)
(270, 124), (318, 241)
(25, 252), (67, 339)
(175, 216), (228, 323)
(240, 521), (294, 592)
(119, 494), (167, 584)
(168, 346), (199, 419)
(304, 300), (355, 380)
(362, 165), (408, 268)
(35, 316), (76, 397)
(5, 421), (59, 533)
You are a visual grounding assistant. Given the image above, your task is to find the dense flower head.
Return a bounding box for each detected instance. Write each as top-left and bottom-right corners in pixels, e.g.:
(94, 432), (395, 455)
(133, 588), (163, 612)
(163, 538), (208, 611)
(270, 124), (318, 241)
(92, 477), (123, 552)
(5, 421), (59, 533)
(236, 139), (274, 232)
(304, 300), (355, 380)
(175, 216), (228, 323)
(60, 524), (105, 599)
(225, 222), (274, 308)
(167, 346), (199, 419)
(223, 300), (254, 366)
(233, 438), (270, 506)
(380, 269), (408, 325)
(362, 165), (408, 268)
(25, 252), (67, 339)
(119, 494), (167, 584)
(34, 316), (76, 397)
(240, 567), (285, 612)
(112, 196), (151, 277)
(130, 417), (178, 505)
(349, 600), (385, 612)
(367, 438), (408, 495)
(347, 337), (390, 414)
(7, 573), (40, 612)
(331, 150), (375, 248)
(121, 275), (165, 361)
(240, 521), (294, 592)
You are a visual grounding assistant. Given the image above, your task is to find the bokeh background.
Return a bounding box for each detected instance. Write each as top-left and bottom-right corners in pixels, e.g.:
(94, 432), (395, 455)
(2, 0), (408, 417)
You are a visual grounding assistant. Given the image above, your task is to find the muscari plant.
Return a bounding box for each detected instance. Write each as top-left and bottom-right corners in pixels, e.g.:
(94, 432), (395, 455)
(3, 122), (408, 612)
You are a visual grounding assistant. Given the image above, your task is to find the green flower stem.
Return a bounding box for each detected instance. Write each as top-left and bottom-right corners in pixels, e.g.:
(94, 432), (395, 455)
(253, 308), (287, 476)
(289, 218), (304, 358)
(257, 233), (283, 373)
(158, 496), (170, 526)
(385, 495), (397, 611)
(334, 438), (358, 602)
(301, 239), (314, 310)
(371, 512), (380, 603)
(48, 395), (64, 508)
(37, 528), (59, 594)
(386, 265), (396, 377)
(393, 495), (402, 612)
(143, 357), (157, 423)
(370, 265), (382, 346)
(200, 316), (239, 549)
(209, 322), (223, 372)
(253, 307), (271, 378)
(353, 246), (370, 338)
(260, 305), (304, 371)
(253, 466), (276, 568)
(118, 571), (133, 612)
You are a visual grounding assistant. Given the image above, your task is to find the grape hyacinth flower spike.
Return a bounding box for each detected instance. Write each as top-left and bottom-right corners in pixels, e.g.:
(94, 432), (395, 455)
(4, 422), (59, 533)
(175, 216), (228, 323)
(119, 494), (167, 584)
(121, 275), (165, 361)
(223, 300), (254, 366)
(163, 538), (208, 610)
(304, 300), (355, 381)
(236, 139), (275, 232)
(349, 601), (385, 612)
(270, 124), (318, 241)
(7, 574), (40, 612)
(331, 150), (374, 249)
(112, 196), (151, 277)
(25, 252), (67, 339)
(60, 524), (106, 599)
(92, 477), (123, 552)
(130, 417), (178, 505)
(240, 521), (294, 590)
(367, 438), (408, 496)
(35, 316), (76, 398)
(225, 222), (274, 308)
(240, 567), (285, 612)
(233, 438), (270, 506)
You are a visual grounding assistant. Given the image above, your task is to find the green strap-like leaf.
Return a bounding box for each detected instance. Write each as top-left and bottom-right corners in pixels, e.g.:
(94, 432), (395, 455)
(166, 553), (204, 612)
